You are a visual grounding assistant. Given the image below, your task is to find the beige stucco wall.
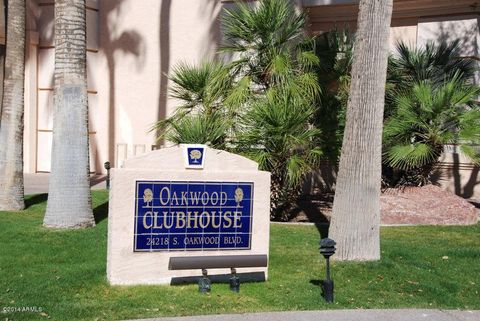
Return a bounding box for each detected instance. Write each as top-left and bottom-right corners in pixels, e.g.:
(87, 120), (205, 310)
(24, 0), (223, 174)
(418, 16), (480, 84)
(305, 151), (480, 200)
(432, 148), (480, 200)
(23, 0), (101, 173)
(390, 24), (417, 50)
(20, 1), (480, 200)
(96, 0), (223, 169)
(417, 15), (480, 55)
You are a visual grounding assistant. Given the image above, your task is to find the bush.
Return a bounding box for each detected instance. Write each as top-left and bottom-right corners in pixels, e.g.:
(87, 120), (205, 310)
(154, 0), (323, 220)
(235, 86), (322, 220)
(383, 75), (480, 186)
(383, 41), (479, 186)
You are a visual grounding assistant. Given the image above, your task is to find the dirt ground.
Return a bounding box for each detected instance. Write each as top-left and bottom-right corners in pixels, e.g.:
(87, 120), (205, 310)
(292, 186), (479, 225)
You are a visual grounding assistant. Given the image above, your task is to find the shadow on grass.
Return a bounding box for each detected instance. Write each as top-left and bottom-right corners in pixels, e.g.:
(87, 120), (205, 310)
(294, 195), (332, 238)
(24, 192), (109, 224)
(314, 223), (330, 239)
(94, 201), (109, 224)
(310, 279), (330, 302)
(25, 193), (48, 209)
(90, 175), (106, 187)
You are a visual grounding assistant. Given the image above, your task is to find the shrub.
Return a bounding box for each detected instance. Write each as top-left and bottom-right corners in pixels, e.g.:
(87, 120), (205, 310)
(383, 75), (480, 186)
(235, 85), (322, 221)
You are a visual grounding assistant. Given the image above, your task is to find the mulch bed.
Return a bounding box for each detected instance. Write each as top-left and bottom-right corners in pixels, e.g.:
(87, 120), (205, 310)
(293, 185), (479, 225)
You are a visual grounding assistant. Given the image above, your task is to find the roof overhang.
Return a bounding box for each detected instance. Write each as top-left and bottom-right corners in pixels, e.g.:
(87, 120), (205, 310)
(304, 0), (480, 32)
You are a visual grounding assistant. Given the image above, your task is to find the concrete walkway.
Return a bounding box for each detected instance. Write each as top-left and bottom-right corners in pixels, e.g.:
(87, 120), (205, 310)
(124, 309), (480, 321)
(24, 173), (107, 195)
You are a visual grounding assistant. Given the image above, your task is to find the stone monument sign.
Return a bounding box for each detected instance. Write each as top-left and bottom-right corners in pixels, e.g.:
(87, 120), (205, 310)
(107, 145), (271, 285)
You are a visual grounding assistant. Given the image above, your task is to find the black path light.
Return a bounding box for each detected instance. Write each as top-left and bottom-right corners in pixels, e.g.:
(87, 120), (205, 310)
(319, 238), (336, 303)
(104, 161), (111, 190)
(229, 268), (240, 293)
(198, 269), (212, 293)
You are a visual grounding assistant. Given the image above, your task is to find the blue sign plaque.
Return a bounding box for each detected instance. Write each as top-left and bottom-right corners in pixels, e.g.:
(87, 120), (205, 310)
(134, 181), (254, 252)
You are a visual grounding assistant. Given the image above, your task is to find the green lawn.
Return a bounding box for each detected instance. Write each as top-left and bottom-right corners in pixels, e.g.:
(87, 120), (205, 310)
(0, 191), (479, 321)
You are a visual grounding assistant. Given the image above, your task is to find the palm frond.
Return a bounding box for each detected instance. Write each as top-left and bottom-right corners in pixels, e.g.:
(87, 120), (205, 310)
(459, 145), (480, 164)
(383, 72), (480, 184)
(384, 143), (439, 170)
(166, 112), (229, 148)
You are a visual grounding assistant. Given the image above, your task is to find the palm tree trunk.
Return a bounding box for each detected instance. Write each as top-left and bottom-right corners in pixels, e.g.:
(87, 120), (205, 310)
(0, 0), (25, 211)
(0, 0), (7, 119)
(0, 46), (5, 119)
(329, 0), (393, 261)
(44, 0), (94, 228)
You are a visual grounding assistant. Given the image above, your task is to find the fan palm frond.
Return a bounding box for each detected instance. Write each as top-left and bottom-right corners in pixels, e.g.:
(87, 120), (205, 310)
(166, 111), (229, 148)
(383, 76), (480, 185)
(220, 0), (308, 88)
(235, 84), (322, 220)
(391, 40), (476, 89)
(169, 60), (229, 113)
(384, 143), (439, 170)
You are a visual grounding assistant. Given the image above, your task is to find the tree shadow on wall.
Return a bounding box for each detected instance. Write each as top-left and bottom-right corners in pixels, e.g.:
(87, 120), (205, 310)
(99, 0), (146, 166)
(156, 0), (223, 144)
(431, 151), (480, 199)
(156, 0), (171, 144)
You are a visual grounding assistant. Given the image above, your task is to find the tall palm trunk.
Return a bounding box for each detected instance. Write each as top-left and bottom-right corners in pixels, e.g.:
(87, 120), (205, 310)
(329, 0), (393, 261)
(44, 0), (94, 228)
(0, 0), (7, 119)
(0, 0), (25, 211)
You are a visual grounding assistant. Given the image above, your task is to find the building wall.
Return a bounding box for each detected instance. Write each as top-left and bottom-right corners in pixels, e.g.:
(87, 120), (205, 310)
(24, 0), (100, 173)
(20, 0), (480, 199)
(96, 0), (223, 169)
(302, 2), (480, 199)
(24, 0), (224, 173)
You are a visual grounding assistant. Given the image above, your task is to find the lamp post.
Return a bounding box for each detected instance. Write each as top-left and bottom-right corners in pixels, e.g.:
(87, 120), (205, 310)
(198, 269), (211, 293)
(104, 161), (111, 190)
(319, 237), (336, 303)
(229, 268), (240, 293)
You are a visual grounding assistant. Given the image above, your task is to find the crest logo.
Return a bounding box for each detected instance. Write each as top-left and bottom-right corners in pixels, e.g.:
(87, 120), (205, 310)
(234, 187), (244, 204)
(182, 144), (206, 169)
(143, 188), (153, 206)
(189, 149), (202, 163)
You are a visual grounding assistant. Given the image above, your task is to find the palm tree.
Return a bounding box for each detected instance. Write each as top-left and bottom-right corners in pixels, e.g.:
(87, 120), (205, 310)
(0, 0), (26, 211)
(152, 61), (233, 148)
(329, 0), (394, 261)
(44, 0), (94, 228)
(166, 112), (229, 149)
(383, 76), (480, 186)
(392, 40), (476, 86)
(314, 29), (354, 161)
(235, 84), (322, 221)
(385, 40), (477, 118)
(154, 0), (321, 220)
(220, 0), (317, 91)
(0, 0), (7, 119)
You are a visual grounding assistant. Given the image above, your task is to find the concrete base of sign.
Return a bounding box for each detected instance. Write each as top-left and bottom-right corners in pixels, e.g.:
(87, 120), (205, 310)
(107, 146), (271, 285)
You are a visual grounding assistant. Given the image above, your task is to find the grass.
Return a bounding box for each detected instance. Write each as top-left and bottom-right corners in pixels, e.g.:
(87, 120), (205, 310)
(0, 191), (479, 321)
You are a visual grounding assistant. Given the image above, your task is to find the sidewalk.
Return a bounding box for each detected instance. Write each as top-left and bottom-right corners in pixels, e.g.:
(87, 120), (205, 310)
(124, 309), (480, 321)
(24, 173), (107, 195)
